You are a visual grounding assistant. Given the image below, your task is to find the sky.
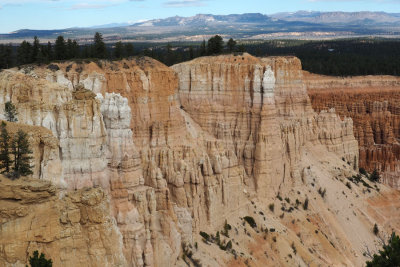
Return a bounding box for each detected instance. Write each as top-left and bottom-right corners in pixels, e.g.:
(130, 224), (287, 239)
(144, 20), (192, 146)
(0, 0), (400, 33)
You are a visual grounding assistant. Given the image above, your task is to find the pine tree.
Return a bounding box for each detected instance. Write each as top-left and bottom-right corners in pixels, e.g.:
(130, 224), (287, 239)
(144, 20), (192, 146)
(17, 40), (32, 65)
(11, 129), (33, 178)
(36, 46), (47, 65)
(114, 41), (124, 59)
(200, 40), (206, 56)
(124, 43), (134, 57)
(373, 223), (379, 235)
(31, 36), (40, 63)
(227, 38), (237, 52)
(165, 43), (173, 66)
(54, 36), (66, 60)
(93, 32), (107, 59)
(0, 44), (13, 69)
(66, 39), (74, 59)
(366, 232), (400, 267)
(4, 101), (18, 122)
(0, 122), (12, 174)
(370, 169), (380, 182)
(237, 44), (246, 53)
(29, 250), (52, 267)
(189, 46), (194, 59)
(46, 41), (53, 61)
(207, 35), (224, 55)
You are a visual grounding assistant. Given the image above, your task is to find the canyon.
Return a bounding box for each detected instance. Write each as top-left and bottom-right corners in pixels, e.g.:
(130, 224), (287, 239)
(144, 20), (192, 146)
(306, 73), (400, 190)
(0, 54), (399, 267)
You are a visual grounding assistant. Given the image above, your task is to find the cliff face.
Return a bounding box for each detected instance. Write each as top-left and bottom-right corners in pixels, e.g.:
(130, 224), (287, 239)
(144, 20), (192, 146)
(306, 72), (400, 189)
(173, 55), (358, 193)
(0, 177), (126, 267)
(0, 55), (398, 267)
(0, 71), (107, 189)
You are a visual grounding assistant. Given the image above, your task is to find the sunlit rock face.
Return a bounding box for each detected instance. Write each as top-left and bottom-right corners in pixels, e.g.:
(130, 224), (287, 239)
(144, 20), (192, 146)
(306, 72), (400, 189)
(173, 54), (358, 194)
(2, 55), (399, 267)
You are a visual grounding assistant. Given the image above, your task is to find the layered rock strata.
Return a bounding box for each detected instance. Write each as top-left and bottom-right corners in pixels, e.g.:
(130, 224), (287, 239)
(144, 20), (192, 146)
(0, 55), (398, 266)
(173, 55), (358, 194)
(0, 177), (126, 267)
(306, 72), (400, 189)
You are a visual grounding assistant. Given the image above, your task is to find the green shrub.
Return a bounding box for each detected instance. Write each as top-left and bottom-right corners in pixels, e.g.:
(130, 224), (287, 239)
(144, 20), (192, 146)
(369, 169), (380, 182)
(269, 203), (275, 212)
(318, 188), (327, 198)
(359, 167), (367, 176)
(346, 182), (352, 189)
(373, 224), (379, 235)
(28, 251), (52, 267)
(243, 216), (257, 228)
(366, 232), (400, 267)
(291, 242), (297, 255)
(200, 231), (210, 241)
(303, 197), (309, 210)
(226, 240), (232, 250)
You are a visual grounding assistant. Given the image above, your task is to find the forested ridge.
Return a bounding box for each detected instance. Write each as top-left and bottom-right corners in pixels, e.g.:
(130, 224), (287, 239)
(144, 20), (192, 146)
(1, 33), (400, 77)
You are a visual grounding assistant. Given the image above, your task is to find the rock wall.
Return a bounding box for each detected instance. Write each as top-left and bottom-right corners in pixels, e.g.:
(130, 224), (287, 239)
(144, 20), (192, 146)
(0, 177), (126, 267)
(0, 55), (398, 267)
(306, 72), (400, 189)
(173, 55), (358, 194)
(0, 71), (108, 189)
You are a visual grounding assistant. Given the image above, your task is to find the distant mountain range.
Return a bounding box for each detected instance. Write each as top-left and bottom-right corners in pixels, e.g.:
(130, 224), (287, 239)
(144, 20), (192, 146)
(271, 11), (400, 24)
(1, 11), (400, 43)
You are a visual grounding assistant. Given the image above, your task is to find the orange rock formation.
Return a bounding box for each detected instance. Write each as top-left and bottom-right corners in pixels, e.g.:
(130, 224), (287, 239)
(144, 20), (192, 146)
(0, 55), (398, 267)
(306, 72), (400, 189)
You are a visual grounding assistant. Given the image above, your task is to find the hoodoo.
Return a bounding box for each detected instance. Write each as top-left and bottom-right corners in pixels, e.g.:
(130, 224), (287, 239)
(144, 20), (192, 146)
(0, 54), (399, 266)
(306, 72), (400, 189)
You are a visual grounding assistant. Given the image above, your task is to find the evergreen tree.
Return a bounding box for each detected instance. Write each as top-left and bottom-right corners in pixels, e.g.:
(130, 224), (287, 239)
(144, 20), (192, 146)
(93, 32), (107, 59)
(366, 232), (400, 267)
(124, 43), (134, 57)
(0, 44), (13, 69)
(54, 36), (67, 60)
(4, 101), (18, 122)
(0, 122), (12, 174)
(17, 41), (32, 65)
(81, 45), (91, 58)
(28, 250), (52, 267)
(189, 46), (194, 59)
(200, 40), (206, 56)
(11, 129), (33, 178)
(114, 41), (124, 59)
(165, 43), (173, 66)
(373, 224), (379, 235)
(370, 169), (380, 182)
(71, 40), (80, 58)
(31, 36), (40, 62)
(207, 35), (224, 55)
(66, 39), (74, 59)
(227, 38), (237, 52)
(46, 41), (53, 61)
(237, 44), (246, 53)
(36, 46), (47, 65)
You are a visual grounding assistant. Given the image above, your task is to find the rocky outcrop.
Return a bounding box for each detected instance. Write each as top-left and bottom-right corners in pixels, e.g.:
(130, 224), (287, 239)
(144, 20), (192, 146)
(0, 55), (398, 267)
(0, 121), (63, 186)
(0, 177), (126, 267)
(0, 71), (108, 189)
(306, 72), (400, 189)
(173, 55), (358, 194)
